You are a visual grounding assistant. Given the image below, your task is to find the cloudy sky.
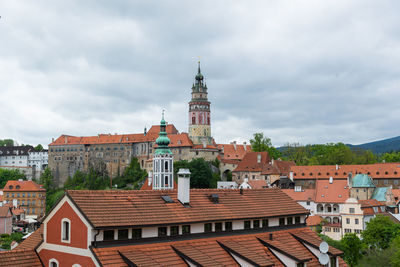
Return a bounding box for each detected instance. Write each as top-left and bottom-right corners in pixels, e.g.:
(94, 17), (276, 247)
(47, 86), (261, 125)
(1, 1), (400, 147)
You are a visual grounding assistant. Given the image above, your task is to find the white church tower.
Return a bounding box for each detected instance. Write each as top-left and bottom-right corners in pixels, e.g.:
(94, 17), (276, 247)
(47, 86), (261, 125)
(152, 112), (174, 190)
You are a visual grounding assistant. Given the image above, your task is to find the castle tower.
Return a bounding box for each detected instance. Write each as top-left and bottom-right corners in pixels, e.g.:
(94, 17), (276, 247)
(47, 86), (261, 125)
(152, 112), (174, 190)
(188, 61), (212, 146)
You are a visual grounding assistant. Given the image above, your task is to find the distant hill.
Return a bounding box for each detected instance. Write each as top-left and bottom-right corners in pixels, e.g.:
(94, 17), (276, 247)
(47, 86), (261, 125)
(348, 136), (400, 154)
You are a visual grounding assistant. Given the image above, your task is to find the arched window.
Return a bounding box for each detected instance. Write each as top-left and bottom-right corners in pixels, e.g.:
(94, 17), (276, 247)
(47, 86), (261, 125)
(61, 218), (71, 243)
(165, 161), (168, 171)
(49, 259), (59, 267)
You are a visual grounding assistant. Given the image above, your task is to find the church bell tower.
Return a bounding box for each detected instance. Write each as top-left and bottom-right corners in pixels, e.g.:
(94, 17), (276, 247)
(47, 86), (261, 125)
(188, 62), (212, 146)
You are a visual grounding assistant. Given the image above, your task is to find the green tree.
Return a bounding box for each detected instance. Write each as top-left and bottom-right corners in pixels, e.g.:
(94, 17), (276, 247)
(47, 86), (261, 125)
(250, 133), (281, 159)
(34, 144), (44, 151)
(341, 233), (363, 267)
(0, 139), (14, 147)
(40, 167), (54, 191)
(174, 158), (216, 188)
(362, 214), (400, 250)
(0, 169), (25, 188)
(112, 158), (147, 189)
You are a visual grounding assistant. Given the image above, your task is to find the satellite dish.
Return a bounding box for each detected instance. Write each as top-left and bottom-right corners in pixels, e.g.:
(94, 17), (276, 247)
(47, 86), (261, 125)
(319, 253), (329, 265)
(319, 241), (329, 253)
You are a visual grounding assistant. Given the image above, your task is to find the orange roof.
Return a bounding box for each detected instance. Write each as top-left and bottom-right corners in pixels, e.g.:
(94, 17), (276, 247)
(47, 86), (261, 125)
(93, 227), (344, 267)
(0, 249), (42, 267)
(282, 189), (315, 202)
(0, 206), (12, 218)
(3, 180), (45, 192)
(66, 188), (308, 228)
(217, 143), (252, 160)
(291, 163), (400, 180)
(247, 180), (268, 189)
(233, 152), (271, 172)
(358, 199), (384, 208)
(49, 124), (179, 146)
(16, 227), (43, 250)
(168, 133), (193, 147)
(192, 144), (219, 150)
(314, 179), (349, 203)
(306, 215), (323, 226)
(261, 160), (296, 176)
(11, 207), (25, 216)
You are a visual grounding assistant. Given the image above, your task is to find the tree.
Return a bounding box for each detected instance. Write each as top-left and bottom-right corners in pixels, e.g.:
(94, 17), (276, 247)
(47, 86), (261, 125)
(112, 158), (147, 189)
(174, 158), (216, 188)
(0, 169), (25, 188)
(250, 133), (281, 159)
(34, 144), (44, 151)
(0, 139), (14, 147)
(362, 215), (400, 250)
(341, 233), (363, 267)
(40, 167), (54, 191)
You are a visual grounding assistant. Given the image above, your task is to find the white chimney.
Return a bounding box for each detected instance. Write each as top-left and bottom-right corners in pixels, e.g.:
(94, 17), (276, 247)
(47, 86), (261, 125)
(336, 164), (339, 170)
(289, 171), (294, 181)
(329, 176), (333, 184)
(243, 142), (247, 151)
(271, 159), (274, 165)
(178, 169), (191, 204)
(148, 171), (153, 186)
(257, 154), (261, 163)
(233, 141), (237, 151)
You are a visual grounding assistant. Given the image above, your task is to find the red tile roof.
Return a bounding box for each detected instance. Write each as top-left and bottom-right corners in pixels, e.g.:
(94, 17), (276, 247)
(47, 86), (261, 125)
(234, 152), (271, 172)
(217, 143), (252, 160)
(0, 249), (42, 267)
(247, 180), (268, 189)
(314, 179), (349, 203)
(93, 228), (343, 267)
(261, 160), (295, 176)
(16, 227), (43, 250)
(291, 163), (400, 180)
(282, 189), (315, 202)
(306, 215), (323, 226)
(49, 124), (179, 146)
(66, 188), (308, 228)
(3, 180), (45, 192)
(0, 206), (12, 218)
(358, 199), (384, 208)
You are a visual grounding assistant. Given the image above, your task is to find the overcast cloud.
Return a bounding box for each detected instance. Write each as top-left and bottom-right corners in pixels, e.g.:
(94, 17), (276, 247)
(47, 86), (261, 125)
(1, 0), (400, 147)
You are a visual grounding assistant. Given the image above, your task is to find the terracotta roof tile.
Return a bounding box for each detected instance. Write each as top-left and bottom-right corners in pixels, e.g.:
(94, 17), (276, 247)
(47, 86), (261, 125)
(67, 188), (308, 228)
(247, 180), (268, 189)
(315, 179), (349, 203)
(291, 163), (400, 180)
(282, 189), (316, 202)
(290, 230), (343, 256)
(0, 206), (12, 217)
(306, 215), (323, 226)
(217, 144), (252, 160)
(93, 228), (335, 267)
(3, 180), (45, 192)
(234, 152), (271, 172)
(16, 227), (43, 250)
(0, 249), (42, 267)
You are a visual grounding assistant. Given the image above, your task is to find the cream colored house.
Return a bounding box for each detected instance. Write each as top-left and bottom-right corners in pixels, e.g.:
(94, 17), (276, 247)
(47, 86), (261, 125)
(341, 198), (364, 237)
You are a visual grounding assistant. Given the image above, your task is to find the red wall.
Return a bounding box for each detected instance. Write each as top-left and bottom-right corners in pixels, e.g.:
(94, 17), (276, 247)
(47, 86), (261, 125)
(46, 201), (88, 249)
(39, 249), (96, 267)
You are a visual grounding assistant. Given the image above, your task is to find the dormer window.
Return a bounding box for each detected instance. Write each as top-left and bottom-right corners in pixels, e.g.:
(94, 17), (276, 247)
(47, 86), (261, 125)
(16, 185), (20, 189)
(61, 218), (71, 243)
(9, 185), (13, 189)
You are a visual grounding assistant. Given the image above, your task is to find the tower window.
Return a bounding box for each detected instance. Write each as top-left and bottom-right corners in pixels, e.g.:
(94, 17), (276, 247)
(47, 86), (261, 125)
(165, 161), (168, 171)
(192, 117), (196, 124)
(165, 175), (169, 185)
(61, 219), (71, 243)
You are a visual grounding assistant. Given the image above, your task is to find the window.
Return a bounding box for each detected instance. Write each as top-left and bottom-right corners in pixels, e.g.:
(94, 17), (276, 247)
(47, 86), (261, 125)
(345, 229), (352, 233)
(355, 219), (359, 225)
(295, 216), (301, 224)
(354, 229), (361, 234)
(182, 225), (191, 235)
(330, 257), (337, 267)
(158, 227), (167, 237)
(287, 217), (293, 225)
(297, 263), (305, 267)
(349, 208), (355, 214)
(384, 179), (388, 185)
(262, 219), (269, 228)
(225, 222), (232, 231)
(334, 228), (340, 233)
(244, 221), (251, 229)
(49, 259), (59, 267)
(132, 228), (142, 239)
(279, 218), (285, 226)
(215, 222), (223, 232)
(325, 227), (331, 232)
(253, 220), (260, 229)
(204, 223), (212, 232)
(103, 230), (115, 241)
(170, 226), (179, 236)
(346, 218), (350, 224)
(306, 201), (310, 206)
(61, 219), (70, 243)
(118, 229), (129, 240)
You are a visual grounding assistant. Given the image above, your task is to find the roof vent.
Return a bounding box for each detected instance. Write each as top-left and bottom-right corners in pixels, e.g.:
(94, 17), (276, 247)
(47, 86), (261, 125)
(269, 233), (273, 240)
(210, 194), (219, 203)
(161, 195), (174, 203)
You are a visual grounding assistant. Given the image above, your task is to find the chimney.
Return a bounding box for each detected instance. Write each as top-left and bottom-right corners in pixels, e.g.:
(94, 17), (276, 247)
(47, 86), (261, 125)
(289, 171), (294, 181)
(64, 136), (68, 144)
(269, 233), (273, 240)
(240, 188), (243, 195)
(52, 138), (54, 142)
(257, 154), (261, 163)
(144, 127), (147, 136)
(148, 171), (153, 186)
(329, 176), (333, 184)
(233, 141), (237, 151)
(348, 172), (352, 187)
(336, 164), (339, 170)
(271, 159), (274, 165)
(178, 169), (191, 204)
(243, 142), (247, 151)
